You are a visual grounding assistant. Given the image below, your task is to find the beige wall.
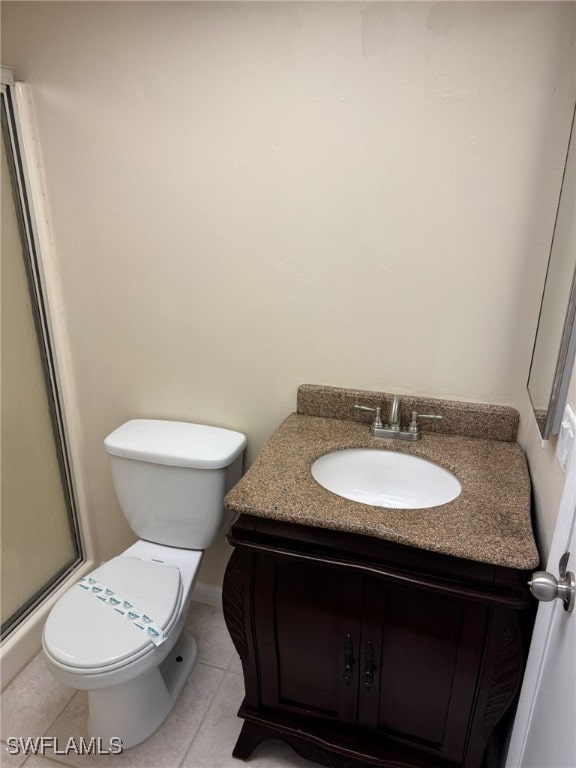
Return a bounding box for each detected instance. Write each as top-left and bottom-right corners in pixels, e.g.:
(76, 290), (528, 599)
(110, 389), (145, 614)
(2, 1), (574, 584)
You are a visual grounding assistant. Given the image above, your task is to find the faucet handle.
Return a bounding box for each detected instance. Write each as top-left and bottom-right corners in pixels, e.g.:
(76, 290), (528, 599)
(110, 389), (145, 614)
(354, 404), (384, 429)
(408, 410), (443, 434)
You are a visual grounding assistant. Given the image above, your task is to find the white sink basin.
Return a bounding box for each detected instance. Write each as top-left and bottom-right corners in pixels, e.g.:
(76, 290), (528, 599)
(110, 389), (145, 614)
(311, 448), (461, 509)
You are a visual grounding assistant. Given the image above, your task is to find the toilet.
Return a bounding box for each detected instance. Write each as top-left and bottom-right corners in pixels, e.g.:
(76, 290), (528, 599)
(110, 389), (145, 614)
(42, 419), (246, 749)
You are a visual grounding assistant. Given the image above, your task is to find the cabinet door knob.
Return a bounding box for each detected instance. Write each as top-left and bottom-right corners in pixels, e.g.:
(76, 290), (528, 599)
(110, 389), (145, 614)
(365, 639), (377, 690)
(343, 633), (355, 686)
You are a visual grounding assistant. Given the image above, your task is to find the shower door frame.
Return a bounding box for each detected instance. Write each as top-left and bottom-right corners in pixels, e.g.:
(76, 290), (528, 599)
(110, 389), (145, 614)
(1, 68), (95, 684)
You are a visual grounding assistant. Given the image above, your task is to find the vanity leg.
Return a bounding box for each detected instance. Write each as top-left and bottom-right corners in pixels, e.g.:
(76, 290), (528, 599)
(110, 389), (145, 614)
(232, 721), (271, 760)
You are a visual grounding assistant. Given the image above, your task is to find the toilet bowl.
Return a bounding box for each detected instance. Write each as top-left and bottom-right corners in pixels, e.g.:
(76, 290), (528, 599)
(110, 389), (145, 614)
(42, 420), (246, 749)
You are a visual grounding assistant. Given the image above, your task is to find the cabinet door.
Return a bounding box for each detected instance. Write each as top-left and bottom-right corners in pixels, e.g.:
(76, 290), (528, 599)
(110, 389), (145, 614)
(359, 577), (488, 764)
(254, 554), (363, 725)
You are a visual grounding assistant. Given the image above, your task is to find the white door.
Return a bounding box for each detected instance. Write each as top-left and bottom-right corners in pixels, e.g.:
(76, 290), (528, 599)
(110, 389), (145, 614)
(505, 467), (576, 768)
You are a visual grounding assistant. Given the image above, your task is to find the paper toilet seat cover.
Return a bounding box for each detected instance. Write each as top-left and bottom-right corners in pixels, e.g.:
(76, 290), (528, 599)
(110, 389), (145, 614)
(44, 556), (182, 671)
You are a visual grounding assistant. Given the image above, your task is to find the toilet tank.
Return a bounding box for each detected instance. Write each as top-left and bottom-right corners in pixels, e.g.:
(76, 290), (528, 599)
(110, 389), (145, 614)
(104, 420), (246, 550)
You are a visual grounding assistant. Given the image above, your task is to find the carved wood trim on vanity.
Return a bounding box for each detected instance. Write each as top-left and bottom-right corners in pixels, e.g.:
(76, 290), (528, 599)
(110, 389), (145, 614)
(482, 618), (524, 728)
(221, 552), (249, 661)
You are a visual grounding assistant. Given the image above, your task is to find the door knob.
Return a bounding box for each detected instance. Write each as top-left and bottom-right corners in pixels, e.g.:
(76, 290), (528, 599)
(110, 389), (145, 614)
(529, 552), (575, 612)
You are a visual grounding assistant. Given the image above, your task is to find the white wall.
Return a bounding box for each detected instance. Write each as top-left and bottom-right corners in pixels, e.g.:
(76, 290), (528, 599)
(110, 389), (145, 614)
(2, 1), (574, 583)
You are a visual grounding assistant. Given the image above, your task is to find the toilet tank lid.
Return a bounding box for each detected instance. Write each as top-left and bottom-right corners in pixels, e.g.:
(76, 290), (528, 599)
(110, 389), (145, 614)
(104, 420), (247, 469)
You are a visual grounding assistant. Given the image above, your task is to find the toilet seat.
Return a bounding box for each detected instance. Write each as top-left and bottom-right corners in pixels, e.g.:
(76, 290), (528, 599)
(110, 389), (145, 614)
(43, 557), (182, 674)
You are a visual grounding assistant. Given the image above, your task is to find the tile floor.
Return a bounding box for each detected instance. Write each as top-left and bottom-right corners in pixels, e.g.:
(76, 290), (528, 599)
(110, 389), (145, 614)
(1, 602), (318, 768)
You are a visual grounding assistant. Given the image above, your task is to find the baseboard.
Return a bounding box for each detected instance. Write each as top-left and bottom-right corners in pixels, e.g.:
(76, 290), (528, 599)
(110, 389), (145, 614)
(191, 580), (223, 608)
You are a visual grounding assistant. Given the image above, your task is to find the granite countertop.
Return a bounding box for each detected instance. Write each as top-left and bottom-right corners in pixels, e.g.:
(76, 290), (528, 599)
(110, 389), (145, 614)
(225, 412), (540, 570)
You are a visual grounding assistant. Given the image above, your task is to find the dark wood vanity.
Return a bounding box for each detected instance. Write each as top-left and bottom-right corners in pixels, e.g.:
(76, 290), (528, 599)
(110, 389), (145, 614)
(223, 514), (533, 768)
(222, 385), (539, 768)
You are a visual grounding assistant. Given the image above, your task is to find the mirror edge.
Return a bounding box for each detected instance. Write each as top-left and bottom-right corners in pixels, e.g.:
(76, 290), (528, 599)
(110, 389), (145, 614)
(543, 266), (576, 438)
(528, 104), (576, 439)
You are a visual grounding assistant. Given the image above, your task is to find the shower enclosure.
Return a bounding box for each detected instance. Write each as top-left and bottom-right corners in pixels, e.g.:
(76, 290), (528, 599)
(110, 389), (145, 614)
(1, 68), (82, 639)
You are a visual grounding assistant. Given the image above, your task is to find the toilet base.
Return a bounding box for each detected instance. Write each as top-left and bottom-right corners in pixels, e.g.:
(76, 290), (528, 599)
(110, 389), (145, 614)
(87, 630), (198, 750)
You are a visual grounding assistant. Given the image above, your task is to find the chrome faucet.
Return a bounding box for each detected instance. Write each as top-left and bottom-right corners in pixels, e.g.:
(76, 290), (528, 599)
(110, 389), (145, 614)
(354, 396), (442, 441)
(387, 395), (401, 431)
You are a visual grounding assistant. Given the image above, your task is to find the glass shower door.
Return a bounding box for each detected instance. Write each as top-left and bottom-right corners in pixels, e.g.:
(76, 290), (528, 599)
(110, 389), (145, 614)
(1, 73), (82, 638)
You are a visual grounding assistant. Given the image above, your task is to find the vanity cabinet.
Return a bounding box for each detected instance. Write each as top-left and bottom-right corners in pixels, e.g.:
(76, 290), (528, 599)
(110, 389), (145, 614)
(223, 514), (533, 768)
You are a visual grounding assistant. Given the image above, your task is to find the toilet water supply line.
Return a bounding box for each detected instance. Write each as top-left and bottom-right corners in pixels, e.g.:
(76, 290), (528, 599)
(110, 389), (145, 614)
(76, 577), (168, 646)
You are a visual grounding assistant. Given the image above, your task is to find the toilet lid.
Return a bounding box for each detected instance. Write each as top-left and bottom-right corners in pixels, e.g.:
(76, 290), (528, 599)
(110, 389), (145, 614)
(104, 419), (246, 468)
(44, 557), (182, 671)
